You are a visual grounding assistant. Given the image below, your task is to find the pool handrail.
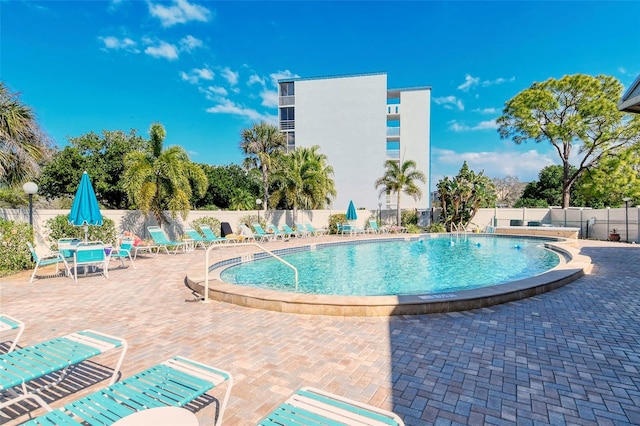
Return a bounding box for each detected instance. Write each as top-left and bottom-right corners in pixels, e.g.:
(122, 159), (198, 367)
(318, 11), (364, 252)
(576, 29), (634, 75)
(203, 242), (299, 302)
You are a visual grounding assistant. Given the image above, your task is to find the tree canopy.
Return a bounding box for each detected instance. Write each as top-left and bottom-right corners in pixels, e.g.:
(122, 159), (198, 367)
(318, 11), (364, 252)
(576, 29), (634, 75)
(193, 163), (260, 210)
(375, 159), (426, 226)
(239, 121), (286, 209)
(0, 82), (53, 188)
(38, 130), (146, 208)
(497, 74), (640, 208)
(122, 123), (207, 225)
(436, 162), (496, 230)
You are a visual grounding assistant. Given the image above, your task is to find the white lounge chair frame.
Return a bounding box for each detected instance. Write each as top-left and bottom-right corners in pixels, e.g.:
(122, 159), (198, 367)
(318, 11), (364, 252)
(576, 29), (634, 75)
(0, 314), (25, 353)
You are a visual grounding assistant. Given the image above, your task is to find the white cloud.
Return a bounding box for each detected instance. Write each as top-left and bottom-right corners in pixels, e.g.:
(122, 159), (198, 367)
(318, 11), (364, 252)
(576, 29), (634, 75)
(473, 107), (498, 114)
(269, 70), (299, 86)
(260, 89), (279, 107)
(179, 35), (203, 52)
(457, 74), (515, 91)
(148, 0), (212, 27)
(200, 85), (228, 99)
(457, 74), (479, 92)
(144, 40), (179, 60)
(206, 98), (275, 122)
(448, 119), (498, 131)
(433, 96), (464, 111)
(180, 67), (214, 84)
(248, 74), (265, 86)
(220, 67), (239, 86)
(99, 36), (137, 52)
(432, 148), (555, 181)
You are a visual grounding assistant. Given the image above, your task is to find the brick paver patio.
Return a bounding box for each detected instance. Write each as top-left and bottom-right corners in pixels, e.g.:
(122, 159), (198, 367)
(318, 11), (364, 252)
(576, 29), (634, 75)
(1, 238), (639, 425)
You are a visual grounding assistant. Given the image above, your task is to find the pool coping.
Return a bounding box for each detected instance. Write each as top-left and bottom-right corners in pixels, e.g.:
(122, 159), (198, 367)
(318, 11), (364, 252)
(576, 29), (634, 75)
(185, 234), (592, 316)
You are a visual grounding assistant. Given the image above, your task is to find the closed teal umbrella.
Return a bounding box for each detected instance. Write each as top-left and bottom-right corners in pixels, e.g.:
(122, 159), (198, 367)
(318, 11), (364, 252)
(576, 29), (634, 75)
(346, 200), (357, 221)
(69, 172), (103, 241)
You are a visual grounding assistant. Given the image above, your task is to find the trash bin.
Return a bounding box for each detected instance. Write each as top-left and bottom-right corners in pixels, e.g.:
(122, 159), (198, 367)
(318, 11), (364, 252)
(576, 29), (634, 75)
(510, 219), (523, 226)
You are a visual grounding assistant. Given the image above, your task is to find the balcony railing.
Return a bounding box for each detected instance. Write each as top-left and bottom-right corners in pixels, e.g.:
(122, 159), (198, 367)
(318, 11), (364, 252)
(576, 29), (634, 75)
(279, 96), (295, 106)
(386, 127), (400, 137)
(386, 150), (400, 159)
(280, 120), (295, 130)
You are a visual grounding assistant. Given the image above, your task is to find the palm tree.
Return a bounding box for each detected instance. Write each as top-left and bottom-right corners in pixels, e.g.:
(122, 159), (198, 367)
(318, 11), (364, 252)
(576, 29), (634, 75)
(239, 122), (286, 210)
(122, 123), (207, 226)
(375, 159), (426, 226)
(271, 145), (336, 221)
(0, 82), (53, 187)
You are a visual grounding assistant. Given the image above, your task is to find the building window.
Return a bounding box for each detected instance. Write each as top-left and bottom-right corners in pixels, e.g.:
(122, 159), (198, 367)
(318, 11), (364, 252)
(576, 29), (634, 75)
(280, 82), (294, 96)
(280, 107), (295, 130)
(285, 132), (295, 151)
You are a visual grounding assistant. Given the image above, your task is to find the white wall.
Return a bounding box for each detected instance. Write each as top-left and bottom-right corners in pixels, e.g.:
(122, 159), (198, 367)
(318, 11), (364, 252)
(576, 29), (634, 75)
(398, 88), (431, 210)
(295, 74), (388, 211)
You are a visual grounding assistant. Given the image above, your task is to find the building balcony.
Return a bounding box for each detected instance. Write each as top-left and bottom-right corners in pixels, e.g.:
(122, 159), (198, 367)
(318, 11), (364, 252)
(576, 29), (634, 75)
(386, 150), (400, 159)
(386, 127), (400, 137)
(280, 120), (295, 130)
(279, 96), (295, 106)
(387, 105), (400, 115)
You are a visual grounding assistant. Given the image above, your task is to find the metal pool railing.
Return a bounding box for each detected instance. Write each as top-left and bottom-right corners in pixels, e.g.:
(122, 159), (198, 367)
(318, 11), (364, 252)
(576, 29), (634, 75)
(202, 242), (299, 302)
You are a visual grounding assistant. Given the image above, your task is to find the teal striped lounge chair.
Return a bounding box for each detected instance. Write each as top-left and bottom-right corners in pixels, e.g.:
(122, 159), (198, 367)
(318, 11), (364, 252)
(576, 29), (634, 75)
(259, 386), (404, 425)
(0, 330), (127, 411)
(0, 314), (25, 353)
(305, 223), (327, 236)
(110, 237), (136, 269)
(295, 223), (311, 238)
(268, 224), (287, 240)
(27, 242), (73, 284)
(148, 226), (189, 254)
(200, 225), (233, 244)
(252, 223), (276, 242)
(282, 224), (303, 238)
(22, 356), (233, 426)
(185, 227), (211, 249)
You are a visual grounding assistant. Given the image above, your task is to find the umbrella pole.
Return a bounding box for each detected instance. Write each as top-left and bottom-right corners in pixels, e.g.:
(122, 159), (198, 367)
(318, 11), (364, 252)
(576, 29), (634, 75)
(84, 224), (89, 242)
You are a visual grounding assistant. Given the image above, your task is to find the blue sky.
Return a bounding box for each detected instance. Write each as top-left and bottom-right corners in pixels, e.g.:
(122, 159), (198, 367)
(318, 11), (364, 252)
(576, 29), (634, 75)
(3, 0), (639, 188)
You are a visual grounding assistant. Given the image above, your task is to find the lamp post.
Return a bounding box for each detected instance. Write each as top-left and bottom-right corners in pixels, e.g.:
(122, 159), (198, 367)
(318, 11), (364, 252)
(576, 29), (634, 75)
(22, 182), (38, 227)
(378, 202), (382, 224)
(256, 198), (262, 223)
(623, 197), (631, 242)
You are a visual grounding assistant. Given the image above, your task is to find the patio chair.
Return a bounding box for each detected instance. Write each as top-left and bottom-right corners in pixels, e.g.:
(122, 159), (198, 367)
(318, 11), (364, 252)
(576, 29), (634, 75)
(282, 224), (303, 238)
(0, 314), (25, 353)
(147, 226), (189, 254)
(295, 223), (311, 238)
(258, 386), (405, 426)
(0, 329), (127, 411)
(185, 227), (211, 249)
(27, 242), (73, 283)
(110, 236), (136, 269)
(73, 241), (109, 281)
(22, 356), (233, 426)
(305, 222), (327, 236)
(200, 225), (234, 244)
(252, 223), (276, 242)
(368, 219), (388, 234)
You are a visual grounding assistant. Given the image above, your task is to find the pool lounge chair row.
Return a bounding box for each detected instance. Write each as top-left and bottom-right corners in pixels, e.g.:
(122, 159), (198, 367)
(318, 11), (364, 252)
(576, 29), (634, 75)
(3, 317), (404, 425)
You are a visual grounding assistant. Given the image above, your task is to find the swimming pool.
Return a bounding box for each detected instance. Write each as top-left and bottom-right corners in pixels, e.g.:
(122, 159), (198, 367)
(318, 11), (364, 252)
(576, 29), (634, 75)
(219, 236), (560, 296)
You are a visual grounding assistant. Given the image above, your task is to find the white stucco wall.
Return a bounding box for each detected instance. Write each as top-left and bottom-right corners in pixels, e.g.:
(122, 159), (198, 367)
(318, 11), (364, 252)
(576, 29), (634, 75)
(294, 74), (388, 211)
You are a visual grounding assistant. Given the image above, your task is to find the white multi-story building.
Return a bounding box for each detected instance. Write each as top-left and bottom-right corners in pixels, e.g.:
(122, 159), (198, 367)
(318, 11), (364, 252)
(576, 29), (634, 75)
(278, 72), (431, 212)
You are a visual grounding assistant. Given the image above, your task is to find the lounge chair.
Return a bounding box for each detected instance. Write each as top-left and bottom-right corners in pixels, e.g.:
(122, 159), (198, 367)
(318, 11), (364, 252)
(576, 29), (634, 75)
(368, 219), (388, 234)
(0, 330), (127, 411)
(252, 223), (276, 242)
(282, 224), (303, 238)
(339, 222), (365, 236)
(148, 226), (189, 254)
(268, 224), (287, 240)
(200, 225), (234, 244)
(73, 241), (109, 281)
(110, 236), (136, 269)
(305, 223), (327, 236)
(27, 242), (73, 283)
(185, 227), (211, 249)
(21, 356), (232, 426)
(295, 223), (311, 238)
(258, 386), (404, 426)
(0, 314), (25, 353)
(239, 224), (261, 243)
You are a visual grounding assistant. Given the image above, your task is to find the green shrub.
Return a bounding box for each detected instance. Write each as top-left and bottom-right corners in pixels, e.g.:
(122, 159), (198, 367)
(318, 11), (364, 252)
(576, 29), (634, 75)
(328, 213), (346, 234)
(401, 209), (419, 226)
(426, 222), (446, 233)
(190, 216), (222, 237)
(0, 219), (33, 276)
(45, 215), (117, 249)
(404, 224), (421, 234)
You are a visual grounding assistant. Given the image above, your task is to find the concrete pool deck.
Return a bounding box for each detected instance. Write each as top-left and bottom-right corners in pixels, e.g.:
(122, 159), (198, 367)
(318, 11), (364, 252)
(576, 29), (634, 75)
(1, 237), (639, 425)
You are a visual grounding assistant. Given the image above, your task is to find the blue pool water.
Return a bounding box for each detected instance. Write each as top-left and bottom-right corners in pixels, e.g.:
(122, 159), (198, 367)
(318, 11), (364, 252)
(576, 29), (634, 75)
(219, 236), (560, 296)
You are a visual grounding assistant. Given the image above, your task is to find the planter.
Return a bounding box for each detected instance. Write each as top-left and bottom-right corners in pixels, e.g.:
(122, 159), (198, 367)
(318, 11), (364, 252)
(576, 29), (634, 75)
(609, 233), (620, 242)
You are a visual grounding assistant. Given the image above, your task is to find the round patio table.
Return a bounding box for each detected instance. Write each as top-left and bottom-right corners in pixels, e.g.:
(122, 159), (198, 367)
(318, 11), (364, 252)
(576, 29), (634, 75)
(111, 407), (198, 426)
